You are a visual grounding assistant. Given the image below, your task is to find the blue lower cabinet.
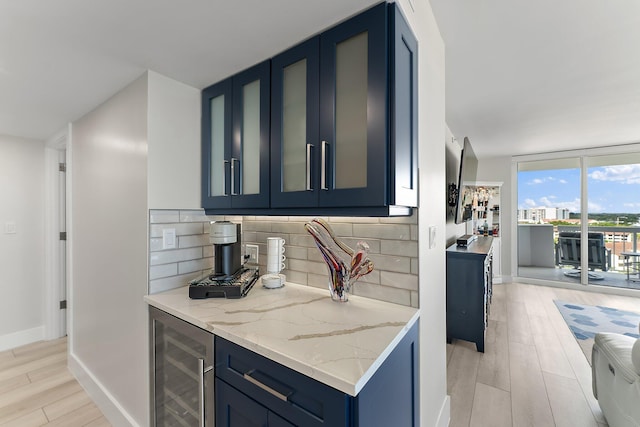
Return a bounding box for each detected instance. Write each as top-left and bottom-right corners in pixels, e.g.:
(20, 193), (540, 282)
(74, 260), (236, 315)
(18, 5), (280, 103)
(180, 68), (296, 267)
(214, 322), (418, 427)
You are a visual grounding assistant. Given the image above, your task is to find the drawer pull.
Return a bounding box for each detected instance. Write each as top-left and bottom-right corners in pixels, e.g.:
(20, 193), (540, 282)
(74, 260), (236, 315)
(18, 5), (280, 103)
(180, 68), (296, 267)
(243, 370), (289, 402)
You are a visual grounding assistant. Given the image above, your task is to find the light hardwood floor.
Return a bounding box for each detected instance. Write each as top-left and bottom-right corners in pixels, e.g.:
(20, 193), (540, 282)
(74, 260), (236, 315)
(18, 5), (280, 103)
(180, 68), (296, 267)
(0, 337), (110, 427)
(447, 281), (640, 427)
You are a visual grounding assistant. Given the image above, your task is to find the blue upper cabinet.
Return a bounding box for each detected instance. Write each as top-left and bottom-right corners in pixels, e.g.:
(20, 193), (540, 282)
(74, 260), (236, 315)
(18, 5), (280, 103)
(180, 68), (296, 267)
(204, 3), (417, 215)
(271, 3), (418, 213)
(202, 60), (270, 210)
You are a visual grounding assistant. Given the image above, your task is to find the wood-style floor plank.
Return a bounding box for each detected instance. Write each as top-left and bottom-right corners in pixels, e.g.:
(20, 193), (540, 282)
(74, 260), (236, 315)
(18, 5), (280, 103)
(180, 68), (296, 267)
(0, 337), (111, 426)
(0, 408), (48, 427)
(509, 341), (555, 427)
(476, 319), (510, 392)
(446, 282), (638, 427)
(469, 382), (512, 427)
(543, 371), (600, 427)
(447, 345), (481, 427)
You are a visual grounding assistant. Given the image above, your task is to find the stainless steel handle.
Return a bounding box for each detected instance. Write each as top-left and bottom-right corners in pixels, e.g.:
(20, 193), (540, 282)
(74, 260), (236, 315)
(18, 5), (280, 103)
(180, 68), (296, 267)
(222, 160), (230, 196)
(306, 143), (314, 191)
(321, 141), (329, 191)
(230, 158), (238, 195)
(243, 371), (288, 402)
(198, 358), (213, 427)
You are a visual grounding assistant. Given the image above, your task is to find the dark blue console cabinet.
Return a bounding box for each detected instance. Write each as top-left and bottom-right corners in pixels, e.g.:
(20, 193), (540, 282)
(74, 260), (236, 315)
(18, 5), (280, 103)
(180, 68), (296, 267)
(215, 322), (419, 427)
(446, 237), (494, 352)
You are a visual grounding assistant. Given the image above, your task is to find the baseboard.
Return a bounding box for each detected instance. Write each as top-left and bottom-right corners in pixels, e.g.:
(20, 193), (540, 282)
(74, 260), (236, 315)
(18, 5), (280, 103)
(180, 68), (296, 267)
(0, 325), (44, 351)
(68, 352), (140, 427)
(436, 395), (451, 427)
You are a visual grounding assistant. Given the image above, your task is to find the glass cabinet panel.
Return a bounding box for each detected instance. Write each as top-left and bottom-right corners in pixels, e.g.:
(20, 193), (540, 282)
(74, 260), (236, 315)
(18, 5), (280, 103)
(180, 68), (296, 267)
(241, 80), (261, 195)
(335, 31), (368, 190)
(210, 95), (226, 197)
(282, 59), (308, 192)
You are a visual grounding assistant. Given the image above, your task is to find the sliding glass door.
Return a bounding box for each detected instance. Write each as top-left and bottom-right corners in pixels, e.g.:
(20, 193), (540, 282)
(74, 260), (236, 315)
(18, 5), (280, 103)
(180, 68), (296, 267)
(586, 154), (640, 288)
(517, 158), (581, 283)
(517, 149), (640, 289)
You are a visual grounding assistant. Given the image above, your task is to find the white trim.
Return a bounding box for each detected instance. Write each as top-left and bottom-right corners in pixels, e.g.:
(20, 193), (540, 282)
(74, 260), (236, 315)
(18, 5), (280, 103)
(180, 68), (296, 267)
(514, 276), (640, 298)
(512, 142), (640, 163)
(0, 326), (44, 352)
(68, 352), (140, 427)
(43, 126), (69, 340)
(435, 395), (451, 427)
(44, 147), (62, 340)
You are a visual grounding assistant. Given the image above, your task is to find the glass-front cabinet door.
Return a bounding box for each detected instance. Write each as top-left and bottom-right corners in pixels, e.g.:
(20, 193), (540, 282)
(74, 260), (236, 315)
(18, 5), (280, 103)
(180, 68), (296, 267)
(318, 3), (387, 208)
(271, 37), (320, 208)
(202, 61), (270, 209)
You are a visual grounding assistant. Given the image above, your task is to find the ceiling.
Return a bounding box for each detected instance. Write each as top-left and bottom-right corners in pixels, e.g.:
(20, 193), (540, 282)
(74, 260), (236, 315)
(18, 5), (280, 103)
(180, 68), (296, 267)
(2, 1), (640, 159)
(0, 0), (377, 141)
(430, 0), (640, 158)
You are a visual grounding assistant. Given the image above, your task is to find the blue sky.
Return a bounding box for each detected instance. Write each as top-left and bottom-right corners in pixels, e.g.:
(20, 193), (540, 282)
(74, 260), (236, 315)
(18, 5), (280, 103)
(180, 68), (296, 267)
(518, 164), (640, 213)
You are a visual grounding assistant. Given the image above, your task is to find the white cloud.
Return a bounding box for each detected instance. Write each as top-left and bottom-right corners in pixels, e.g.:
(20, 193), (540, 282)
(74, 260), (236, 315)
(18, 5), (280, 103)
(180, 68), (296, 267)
(558, 179), (568, 184)
(525, 198), (536, 207)
(589, 164), (640, 184)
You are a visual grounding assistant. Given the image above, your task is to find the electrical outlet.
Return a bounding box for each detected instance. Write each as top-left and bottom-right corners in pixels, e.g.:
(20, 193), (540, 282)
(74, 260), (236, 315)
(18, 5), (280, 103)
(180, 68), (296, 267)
(4, 222), (16, 234)
(246, 244), (259, 264)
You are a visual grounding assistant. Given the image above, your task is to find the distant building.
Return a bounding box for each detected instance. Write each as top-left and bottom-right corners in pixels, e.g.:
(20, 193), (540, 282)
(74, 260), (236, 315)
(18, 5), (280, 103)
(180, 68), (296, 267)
(518, 207), (571, 223)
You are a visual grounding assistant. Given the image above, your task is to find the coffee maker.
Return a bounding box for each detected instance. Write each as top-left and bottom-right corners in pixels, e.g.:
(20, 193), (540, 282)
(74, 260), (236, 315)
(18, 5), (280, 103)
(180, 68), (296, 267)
(210, 221), (242, 278)
(189, 221), (259, 299)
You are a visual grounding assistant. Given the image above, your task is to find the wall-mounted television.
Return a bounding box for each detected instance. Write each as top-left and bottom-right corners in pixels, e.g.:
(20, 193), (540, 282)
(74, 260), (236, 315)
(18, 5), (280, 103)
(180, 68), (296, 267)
(454, 137), (478, 224)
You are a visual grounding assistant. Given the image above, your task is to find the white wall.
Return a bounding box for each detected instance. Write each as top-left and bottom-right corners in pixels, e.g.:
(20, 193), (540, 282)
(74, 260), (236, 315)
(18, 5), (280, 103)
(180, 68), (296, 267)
(70, 73), (149, 427)
(0, 135), (46, 350)
(398, 0), (450, 425)
(476, 156), (513, 280)
(147, 71), (201, 209)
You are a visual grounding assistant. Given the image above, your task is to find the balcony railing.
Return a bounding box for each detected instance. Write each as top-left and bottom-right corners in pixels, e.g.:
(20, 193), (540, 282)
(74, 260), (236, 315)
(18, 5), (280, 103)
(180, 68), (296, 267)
(555, 225), (639, 273)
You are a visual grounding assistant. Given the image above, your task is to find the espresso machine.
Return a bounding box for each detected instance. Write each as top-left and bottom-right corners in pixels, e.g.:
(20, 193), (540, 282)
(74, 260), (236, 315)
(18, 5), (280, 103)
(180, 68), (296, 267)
(189, 221), (259, 299)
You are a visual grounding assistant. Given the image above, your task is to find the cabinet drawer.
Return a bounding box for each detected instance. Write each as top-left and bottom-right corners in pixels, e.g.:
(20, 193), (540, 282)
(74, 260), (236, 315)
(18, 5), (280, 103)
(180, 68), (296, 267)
(215, 337), (349, 427)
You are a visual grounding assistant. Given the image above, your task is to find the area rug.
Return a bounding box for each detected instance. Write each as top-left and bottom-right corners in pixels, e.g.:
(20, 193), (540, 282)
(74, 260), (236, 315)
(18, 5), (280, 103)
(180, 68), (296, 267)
(554, 300), (640, 365)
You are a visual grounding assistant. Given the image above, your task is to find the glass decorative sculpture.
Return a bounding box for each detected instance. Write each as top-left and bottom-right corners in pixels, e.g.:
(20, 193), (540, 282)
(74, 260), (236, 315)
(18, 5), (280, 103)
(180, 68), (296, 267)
(304, 218), (374, 302)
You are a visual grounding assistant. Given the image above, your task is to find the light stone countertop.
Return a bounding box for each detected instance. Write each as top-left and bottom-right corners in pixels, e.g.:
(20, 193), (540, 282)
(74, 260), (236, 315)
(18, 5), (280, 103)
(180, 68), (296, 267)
(144, 281), (419, 396)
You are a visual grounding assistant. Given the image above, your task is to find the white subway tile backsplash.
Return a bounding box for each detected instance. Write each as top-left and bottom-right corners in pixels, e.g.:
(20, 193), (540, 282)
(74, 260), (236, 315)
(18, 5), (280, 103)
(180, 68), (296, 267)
(180, 210), (211, 223)
(147, 210), (419, 306)
(179, 258), (213, 275)
(148, 209), (222, 295)
(367, 254), (411, 273)
(352, 282), (411, 306)
(149, 210), (180, 224)
(380, 240), (418, 257)
(380, 271), (418, 291)
(150, 272), (202, 294)
(179, 234), (210, 248)
(150, 222), (204, 238)
(150, 263), (178, 281)
(150, 247), (203, 266)
(352, 223), (411, 240)
(242, 212), (418, 307)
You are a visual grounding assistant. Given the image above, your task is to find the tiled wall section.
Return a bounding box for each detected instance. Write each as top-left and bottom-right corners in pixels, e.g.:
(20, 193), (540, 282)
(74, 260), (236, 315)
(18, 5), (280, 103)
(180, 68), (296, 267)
(148, 210), (241, 294)
(148, 210), (419, 308)
(242, 214), (419, 308)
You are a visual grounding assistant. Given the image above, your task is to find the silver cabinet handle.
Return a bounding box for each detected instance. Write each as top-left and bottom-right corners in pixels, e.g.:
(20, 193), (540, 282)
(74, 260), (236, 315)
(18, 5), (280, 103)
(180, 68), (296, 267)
(222, 160), (230, 196)
(243, 371), (288, 402)
(321, 141), (329, 191)
(306, 143), (314, 191)
(230, 158), (239, 195)
(198, 358), (213, 427)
